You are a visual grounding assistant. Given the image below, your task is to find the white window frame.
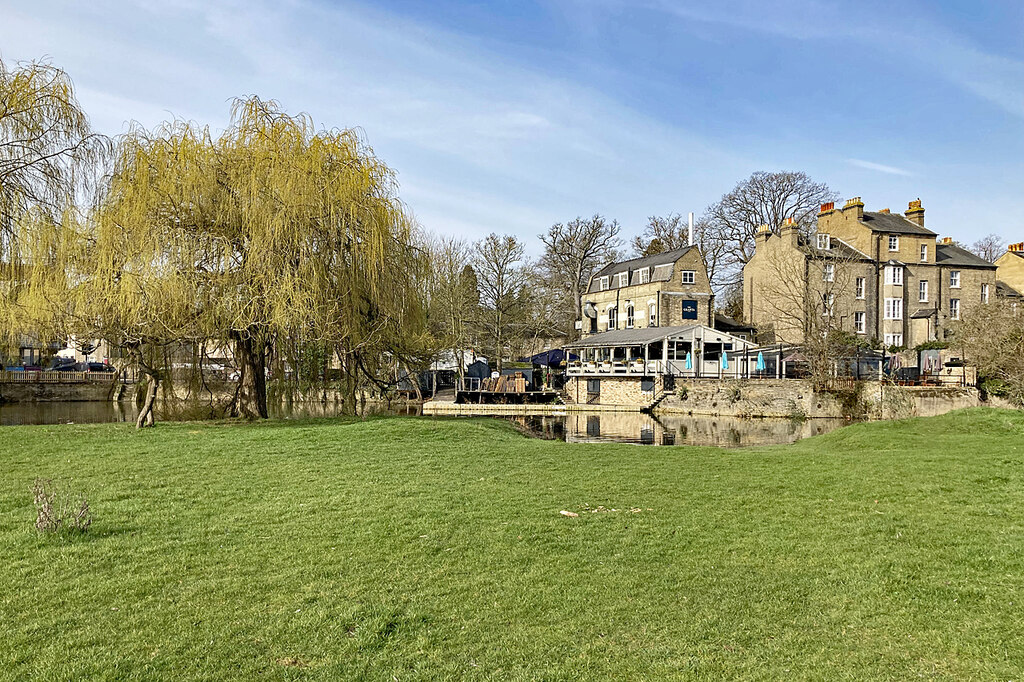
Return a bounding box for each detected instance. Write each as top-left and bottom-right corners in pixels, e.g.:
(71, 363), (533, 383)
(817, 234), (831, 250)
(625, 303), (635, 328)
(598, 276), (609, 291)
(822, 293), (835, 316)
(884, 297), (903, 320)
(636, 268), (650, 284)
(855, 277), (865, 299)
(950, 270), (961, 288)
(918, 280), (928, 303)
(920, 244), (928, 262)
(981, 283), (989, 304)
(885, 265), (903, 286)
(950, 298), (960, 320)
(823, 263), (835, 282)
(889, 235), (899, 251)
(884, 333), (904, 348)
(616, 271), (629, 288)
(648, 304), (657, 327)
(680, 270), (696, 285)
(607, 306), (617, 329)
(854, 311), (865, 334)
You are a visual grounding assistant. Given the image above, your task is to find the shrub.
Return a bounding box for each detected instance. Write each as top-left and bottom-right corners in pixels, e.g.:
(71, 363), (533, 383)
(32, 478), (92, 533)
(677, 386), (688, 401)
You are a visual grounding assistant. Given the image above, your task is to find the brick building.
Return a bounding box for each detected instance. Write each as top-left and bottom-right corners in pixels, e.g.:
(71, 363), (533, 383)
(743, 197), (997, 349)
(581, 246), (713, 336)
(994, 242), (1024, 302)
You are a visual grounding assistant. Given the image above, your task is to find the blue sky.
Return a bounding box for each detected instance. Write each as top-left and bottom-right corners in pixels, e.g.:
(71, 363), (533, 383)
(2, 0), (1022, 252)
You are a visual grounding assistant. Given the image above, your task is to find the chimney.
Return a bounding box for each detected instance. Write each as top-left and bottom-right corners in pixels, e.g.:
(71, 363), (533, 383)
(688, 211), (694, 247)
(905, 199), (925, 227)
(780, 216), (799, 245)
(843, 196), (864, 219)
(941, 237), (952, 245)
(878, 208), (890, 214)
(1009, 242), (1024, 253)
(818, 201), (835, 216)
(755, 223), (772, 246)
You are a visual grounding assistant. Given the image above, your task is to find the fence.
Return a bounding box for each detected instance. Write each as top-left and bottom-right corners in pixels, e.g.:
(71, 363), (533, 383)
(0, 370), (117, 384)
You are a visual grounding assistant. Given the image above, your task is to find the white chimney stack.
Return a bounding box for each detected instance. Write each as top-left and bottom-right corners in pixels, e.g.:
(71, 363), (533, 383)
(688, 212), (694, 246)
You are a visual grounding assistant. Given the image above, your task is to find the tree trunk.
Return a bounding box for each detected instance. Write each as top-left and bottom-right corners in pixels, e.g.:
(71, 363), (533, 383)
(136, 371), (159, 429)
(232, 334), (268, 419)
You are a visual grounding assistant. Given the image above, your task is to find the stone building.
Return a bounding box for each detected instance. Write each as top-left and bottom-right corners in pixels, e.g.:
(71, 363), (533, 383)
(994, 242), (1024, 301)
(581, 246), (713, 336)
(743, 197), (997, 349)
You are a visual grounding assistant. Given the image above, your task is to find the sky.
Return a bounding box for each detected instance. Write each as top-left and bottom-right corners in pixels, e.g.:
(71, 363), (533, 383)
(1, 0), (1022, 253)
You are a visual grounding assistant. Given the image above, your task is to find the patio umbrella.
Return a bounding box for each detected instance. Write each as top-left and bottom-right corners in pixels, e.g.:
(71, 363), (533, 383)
(684, 352), (692, 370)
(721, 351), (729, 369)
(756, 351), (766, 372)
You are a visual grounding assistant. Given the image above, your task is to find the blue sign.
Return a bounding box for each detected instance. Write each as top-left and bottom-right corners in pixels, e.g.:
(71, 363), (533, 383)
(681, 300), (698, 320)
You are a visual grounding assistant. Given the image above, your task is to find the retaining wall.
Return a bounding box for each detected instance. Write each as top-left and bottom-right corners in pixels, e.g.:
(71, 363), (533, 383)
(0, 381), (117, 403)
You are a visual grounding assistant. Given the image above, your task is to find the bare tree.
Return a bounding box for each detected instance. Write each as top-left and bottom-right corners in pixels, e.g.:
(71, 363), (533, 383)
(473, 233), (531, 372)
(969, 233), (1006, 262)
(956, 300), (1024, 406)
(703, 171), (839, 287)
(426, 236), (479, 378)
(632, 213), (731, 293)
(538, 215), (620, 339)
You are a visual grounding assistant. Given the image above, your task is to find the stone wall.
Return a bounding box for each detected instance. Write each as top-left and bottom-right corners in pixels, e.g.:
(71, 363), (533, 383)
(0, 381), (117, 403)
(658, 378), (988, 420)
(564, 375), (664, 408)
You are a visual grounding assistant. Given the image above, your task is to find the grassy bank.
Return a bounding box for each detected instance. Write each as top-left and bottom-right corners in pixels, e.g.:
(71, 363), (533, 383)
(1, 409), (1022, 680)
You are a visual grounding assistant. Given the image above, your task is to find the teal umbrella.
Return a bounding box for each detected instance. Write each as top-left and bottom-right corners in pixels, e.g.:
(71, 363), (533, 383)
(721, 351), (729, 369)
(684, 352), (692, 370)
(756, 351), (766, 372)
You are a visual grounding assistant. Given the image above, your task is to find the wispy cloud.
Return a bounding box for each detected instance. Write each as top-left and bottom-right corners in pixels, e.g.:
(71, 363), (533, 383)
(846, 159), (913, 177)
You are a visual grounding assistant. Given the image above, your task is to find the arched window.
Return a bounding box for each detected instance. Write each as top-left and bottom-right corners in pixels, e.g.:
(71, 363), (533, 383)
(648, 303), (657, 327)
(625, 303), (635, 328)
(607, 306), (617, 330)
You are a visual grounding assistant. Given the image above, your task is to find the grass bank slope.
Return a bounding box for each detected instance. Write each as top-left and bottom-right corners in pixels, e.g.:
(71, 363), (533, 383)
(1, 409), (1022, 680)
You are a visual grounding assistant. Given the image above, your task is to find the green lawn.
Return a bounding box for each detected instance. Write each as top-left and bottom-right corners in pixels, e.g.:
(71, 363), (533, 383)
(1, 409), (1022, 680)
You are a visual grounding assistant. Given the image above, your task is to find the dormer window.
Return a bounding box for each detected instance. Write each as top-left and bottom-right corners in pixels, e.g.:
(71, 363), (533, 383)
(598, 276), (609, 291)
(816, 234), (831, 250)
(889, 235), (899, 251)
(636, 268), (650, 284)
(615, 271), (629, 288)
(680, 270), (696, 285)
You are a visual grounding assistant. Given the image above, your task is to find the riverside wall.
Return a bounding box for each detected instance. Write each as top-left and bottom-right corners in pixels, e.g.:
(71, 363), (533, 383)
(0, 381), (117, 403)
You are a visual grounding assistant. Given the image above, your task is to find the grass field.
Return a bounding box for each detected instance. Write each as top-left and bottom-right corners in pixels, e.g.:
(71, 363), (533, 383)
(1, 409), (1023, 680)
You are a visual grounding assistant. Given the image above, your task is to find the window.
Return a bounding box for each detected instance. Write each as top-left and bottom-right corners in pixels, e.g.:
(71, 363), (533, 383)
(884, 297), (903, 320)
(918, 280), (928, 303)
(607, 307), (617, 330)
(885, 265), (903, 286)
(649, 304), (657, 327)
(889, 235), (899, 251)
(884, 333), (904, 348)
(854, 311), (865, 334)
(855, 277), (865, 299)
(822, 293), (835, 316)
(981, 283), (990, 304)
(625, 304), (635, 328)
(920, 244), (928, 262)
(950, 298), (960, 320)
(823, 263), (835, 282)
(598, 276), (609, 291)
(950, 270), (961, 288)
(587, 379), (600, 395)
(616, 271), (629, 288)
(680, 270), (696, 285)
(636, 268), (650, 284)
(817, 233), (831, 250)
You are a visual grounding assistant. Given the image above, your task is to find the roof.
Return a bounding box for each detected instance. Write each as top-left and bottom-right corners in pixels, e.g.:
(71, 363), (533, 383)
(714, 313), (755, 332)
(803, 235), (871, 261)
(935, 243), (996, 269)
(997, 280), (1022, 298)
(587, 246), (695, 293)
(911, 308), (937, 319)
(859, 211), (936, 236)
(565, 324), (751, 349)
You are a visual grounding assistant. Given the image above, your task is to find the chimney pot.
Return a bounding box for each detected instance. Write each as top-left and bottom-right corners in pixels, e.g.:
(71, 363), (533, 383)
(905, 198), (925, 226)
(819, 201), (835, 213)
(879, 208), (890, 214)
(1009, 242), (1024, 253)
(941, 236), (952, 245)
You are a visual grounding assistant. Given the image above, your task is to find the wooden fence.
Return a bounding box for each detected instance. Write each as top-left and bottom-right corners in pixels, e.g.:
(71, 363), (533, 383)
(0, 370), (117, 384)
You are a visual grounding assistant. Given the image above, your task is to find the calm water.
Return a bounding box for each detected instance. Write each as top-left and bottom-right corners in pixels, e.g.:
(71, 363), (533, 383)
(0, 400), (848, 447)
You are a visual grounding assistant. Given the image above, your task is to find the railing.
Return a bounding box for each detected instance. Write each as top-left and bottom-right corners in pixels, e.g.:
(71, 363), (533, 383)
(567, 360), (663, 376)
(0, 370), (117, 383)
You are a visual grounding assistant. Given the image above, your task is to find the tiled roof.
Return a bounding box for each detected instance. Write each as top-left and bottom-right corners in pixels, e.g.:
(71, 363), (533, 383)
(935, 243), (996, 268)
(587, 246), (695, 293)
(996, 280), (1022, 298)
(859, 211), (936, 236)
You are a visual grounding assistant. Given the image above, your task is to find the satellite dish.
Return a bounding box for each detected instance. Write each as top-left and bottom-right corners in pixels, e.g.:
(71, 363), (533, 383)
(584, 302), (597, 319)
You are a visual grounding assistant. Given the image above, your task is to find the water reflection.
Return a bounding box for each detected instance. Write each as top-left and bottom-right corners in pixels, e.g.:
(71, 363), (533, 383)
(0, 400), (846, 447)
(511, 412), (848, 447)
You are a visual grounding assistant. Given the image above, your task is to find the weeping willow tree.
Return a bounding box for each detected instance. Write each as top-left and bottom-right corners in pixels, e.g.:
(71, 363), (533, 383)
(84, 97), (427, 425)
(0, 57), (109, 353)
